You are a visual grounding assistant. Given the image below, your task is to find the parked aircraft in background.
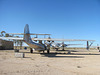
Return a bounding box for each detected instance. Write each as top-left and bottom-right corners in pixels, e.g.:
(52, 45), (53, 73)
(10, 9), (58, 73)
(44, 41), (82, 50)
(0, 24), (95, 53)
(51, 43), (82, 50)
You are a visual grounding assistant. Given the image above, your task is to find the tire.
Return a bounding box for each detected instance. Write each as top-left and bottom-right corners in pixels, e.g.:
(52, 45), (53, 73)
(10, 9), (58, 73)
(14, 49), (19, 52)
(30, 49), (33, 53)
(47, 50), (50, 54)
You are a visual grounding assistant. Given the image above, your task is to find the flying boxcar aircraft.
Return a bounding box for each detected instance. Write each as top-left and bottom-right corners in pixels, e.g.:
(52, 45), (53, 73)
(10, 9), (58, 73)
(0, 24), (95, 53)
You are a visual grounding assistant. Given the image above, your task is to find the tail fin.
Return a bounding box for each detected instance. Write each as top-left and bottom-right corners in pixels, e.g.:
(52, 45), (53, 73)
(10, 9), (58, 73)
(24, 24), (45, 50)
(24, 24), (32, 43)
(24, 24), (30, 34)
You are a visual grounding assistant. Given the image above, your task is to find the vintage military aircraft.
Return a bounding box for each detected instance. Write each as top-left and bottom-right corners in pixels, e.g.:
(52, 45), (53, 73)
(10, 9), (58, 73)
(0, 24), (95, 53)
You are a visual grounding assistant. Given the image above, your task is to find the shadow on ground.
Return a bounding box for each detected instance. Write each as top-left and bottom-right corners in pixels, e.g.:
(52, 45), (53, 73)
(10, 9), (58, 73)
(18, 49), (100, 58)
(40, 53), (84, 58)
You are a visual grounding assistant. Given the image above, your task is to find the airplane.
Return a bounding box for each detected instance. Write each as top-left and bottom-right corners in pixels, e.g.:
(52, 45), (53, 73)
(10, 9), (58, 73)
(0, 24), (95, 53)
(44, 41), (82, 50)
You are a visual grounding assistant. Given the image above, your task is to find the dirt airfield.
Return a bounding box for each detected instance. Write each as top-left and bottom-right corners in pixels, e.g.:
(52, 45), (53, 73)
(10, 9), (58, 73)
(0, 49), (100, 75)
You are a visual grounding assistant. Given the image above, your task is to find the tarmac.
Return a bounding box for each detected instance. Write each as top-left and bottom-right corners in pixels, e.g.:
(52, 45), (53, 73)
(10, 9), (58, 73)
(0, 49), (100, 75)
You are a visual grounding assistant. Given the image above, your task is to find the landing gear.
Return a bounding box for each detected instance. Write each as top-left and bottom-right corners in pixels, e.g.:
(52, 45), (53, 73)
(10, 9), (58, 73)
(30, 48), (33, 53)
(14, 49), (19, 52)
(47, 45), (50, 54)
(43, 50), (45, 53)
(47, 49), (50, 54)
(68, 51), (71, 54)
(55, 48), (58, 51)
(62, 45), (65, 51)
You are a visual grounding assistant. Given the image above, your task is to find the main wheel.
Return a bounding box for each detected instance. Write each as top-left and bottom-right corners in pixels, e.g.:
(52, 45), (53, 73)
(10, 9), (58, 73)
(43, 50), (45, 53)
(56, 48), (58, 51)
(47, 49), (50, 54)
(30, 48), (33, 53)
(68, 51), (71, 54)
(14, 49), (19, 52)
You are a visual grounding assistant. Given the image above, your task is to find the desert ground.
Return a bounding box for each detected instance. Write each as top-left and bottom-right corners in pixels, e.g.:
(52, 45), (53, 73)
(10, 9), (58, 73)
(0, 49), (100, 75)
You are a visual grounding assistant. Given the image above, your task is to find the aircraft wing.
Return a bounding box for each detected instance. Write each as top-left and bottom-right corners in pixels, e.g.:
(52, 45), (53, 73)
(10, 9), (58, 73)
(32, 38), (95, 42)
(0, 37), (23, 40)
(0, 37), (95, 42)
(6, 33), (51, 35)
(66, 44), (83, 45)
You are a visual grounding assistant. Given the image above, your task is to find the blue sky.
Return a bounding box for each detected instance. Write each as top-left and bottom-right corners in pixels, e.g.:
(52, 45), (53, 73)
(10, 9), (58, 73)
(0, 0), (100, 46)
